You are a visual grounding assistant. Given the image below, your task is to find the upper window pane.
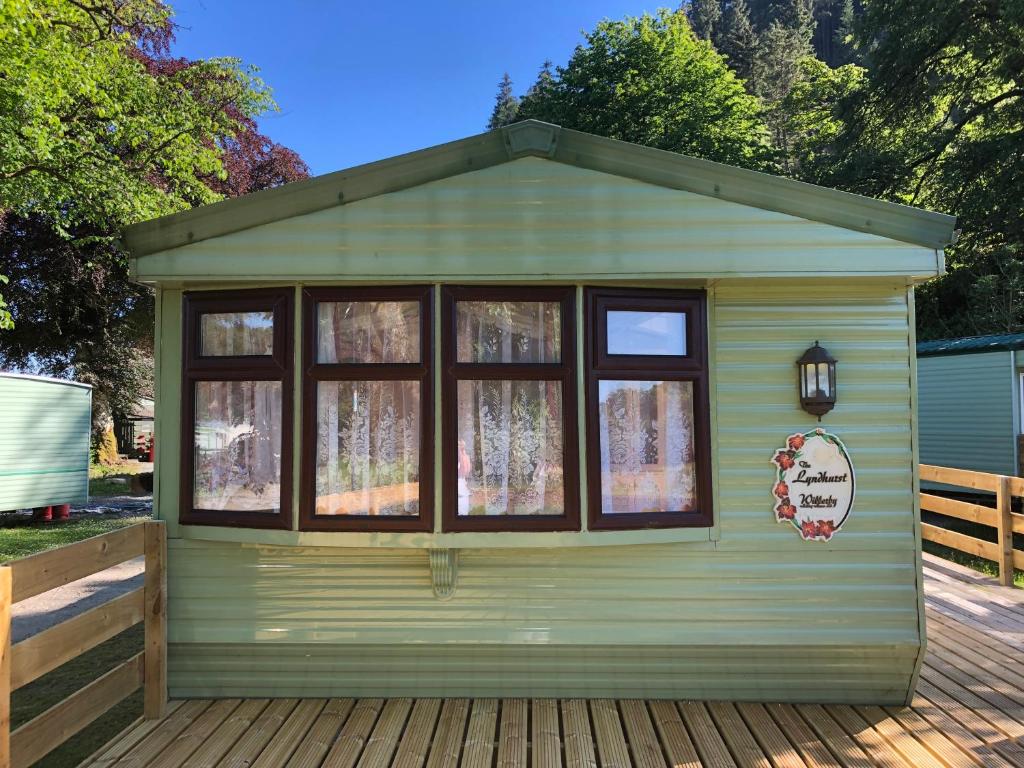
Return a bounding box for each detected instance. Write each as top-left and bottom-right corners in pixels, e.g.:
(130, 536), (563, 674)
(456, 301), (561, 363)
(456, 379), (565, 515)
(193, 380), (282, 512)
(200, 311), (274, 356)
(598, 379), (696, 514)
(318, 301), (420, 364)
(607, 311), (686, 356)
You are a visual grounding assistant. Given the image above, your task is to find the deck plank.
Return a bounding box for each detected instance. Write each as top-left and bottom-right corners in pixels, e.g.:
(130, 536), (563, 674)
(462, 699), (499, 768)
(85, 701), (184, 768)
(181, 699), (270, 768)
(425, 698), (469, 768)
(113, 700), (213, 768)
(677, 702), (736, 768)
(647, 700), (700, 768)
(590, 699), (631, 768)
(286, 699), (355, 768)
(496, 699), (528, 768)
(322, 699), (385, 768)
(619, 700), (666, 768)
(705, 702), (771, 768)
(797, 706), (877, 768)
(533, 699), (563, 768)
(761, 704), (841, 768)
(356, 698), (413, 768)
(391, 699), (441, 768)
(251, 699), (327, 768)
(562, 700), (598, 768)
(147, 699), (241, 768)
(734, 703), (806, 768)
(217, 699), (300, 768)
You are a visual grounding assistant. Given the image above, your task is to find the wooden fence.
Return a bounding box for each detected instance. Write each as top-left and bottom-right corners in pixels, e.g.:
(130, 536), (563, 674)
(0, 521), (166, 768)
(920, 464), (1024, 587)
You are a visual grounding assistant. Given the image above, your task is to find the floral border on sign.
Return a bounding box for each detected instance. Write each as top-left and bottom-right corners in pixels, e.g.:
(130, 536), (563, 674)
(771, 428), (855, 542)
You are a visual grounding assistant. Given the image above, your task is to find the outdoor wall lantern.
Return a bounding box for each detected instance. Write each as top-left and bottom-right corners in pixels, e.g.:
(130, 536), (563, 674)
(797, 341), (837, 418)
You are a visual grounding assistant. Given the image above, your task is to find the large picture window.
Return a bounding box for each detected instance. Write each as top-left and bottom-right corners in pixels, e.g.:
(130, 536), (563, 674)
(441, 286), (580, 532)
(585, 288), (712, 529)
(181, 289), (294, 528)
(300, 286), (434, 531)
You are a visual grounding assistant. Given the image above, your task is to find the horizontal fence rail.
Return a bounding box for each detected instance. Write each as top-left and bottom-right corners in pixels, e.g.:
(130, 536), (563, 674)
(920, 464), (1024, 586)
(0, 521), (166, 768)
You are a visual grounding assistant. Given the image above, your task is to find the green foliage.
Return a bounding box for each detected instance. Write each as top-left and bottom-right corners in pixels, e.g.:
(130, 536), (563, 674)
(516, 10), (772, 169)
(820, 0), (1024, 339)
(0, 1), (272, 229)
(0, 0), (307, 429)
(487, 72), (519, 129)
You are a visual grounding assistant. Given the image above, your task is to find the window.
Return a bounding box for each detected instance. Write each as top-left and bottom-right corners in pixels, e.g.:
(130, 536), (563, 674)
(441, 286), (580, 532)
(182, 289), (293, 528)
(300, 286), (434, 531)
(585, 288), (712, 529)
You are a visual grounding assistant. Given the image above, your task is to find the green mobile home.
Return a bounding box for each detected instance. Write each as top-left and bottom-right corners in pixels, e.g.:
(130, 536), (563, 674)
(123, 121), (956, 705)
(917, 333), (1024, 478)
(0, 372), (91, 511)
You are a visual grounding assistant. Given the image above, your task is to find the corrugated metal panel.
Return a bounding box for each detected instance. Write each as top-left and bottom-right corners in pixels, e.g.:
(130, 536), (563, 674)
(0, 374), (91, 508)
(917, 352), (1015, 476)
(135, 159), (935, 282)
(164, 281), (920, 703)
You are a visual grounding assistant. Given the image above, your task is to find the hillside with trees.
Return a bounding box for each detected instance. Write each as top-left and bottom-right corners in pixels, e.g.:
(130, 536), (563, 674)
(488, 1), (1023, 341)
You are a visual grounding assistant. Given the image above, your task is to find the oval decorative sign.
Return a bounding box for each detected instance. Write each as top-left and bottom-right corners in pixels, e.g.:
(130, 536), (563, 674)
(771, 429), (855, 541)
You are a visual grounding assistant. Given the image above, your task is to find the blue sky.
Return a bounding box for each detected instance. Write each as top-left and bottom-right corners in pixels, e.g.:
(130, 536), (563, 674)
(168, 1), (663, 176)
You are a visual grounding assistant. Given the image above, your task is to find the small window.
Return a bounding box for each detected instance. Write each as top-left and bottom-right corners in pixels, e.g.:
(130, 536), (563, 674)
(300, 286), (434, 532)
(200, 311), (275, 356)
(442, 286), (580, 532)
(585, 288), (712, 529)
(606, 310), (687, 356)
(182, 289), (294, 529)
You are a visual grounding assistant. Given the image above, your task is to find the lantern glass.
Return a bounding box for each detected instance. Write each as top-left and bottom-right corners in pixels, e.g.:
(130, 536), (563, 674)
(816, 362), (831, 397)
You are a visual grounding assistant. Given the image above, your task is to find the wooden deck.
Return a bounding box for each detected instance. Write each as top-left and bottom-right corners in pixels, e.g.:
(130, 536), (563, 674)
(79, 554), (1024, 768)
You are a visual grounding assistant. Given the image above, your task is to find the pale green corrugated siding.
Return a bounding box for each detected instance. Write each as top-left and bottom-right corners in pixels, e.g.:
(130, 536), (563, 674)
(165, 281), (920, 704)
(135, 158), (935, 282)
(917, 352), (1015, 476)
(0, 375), (91, 509)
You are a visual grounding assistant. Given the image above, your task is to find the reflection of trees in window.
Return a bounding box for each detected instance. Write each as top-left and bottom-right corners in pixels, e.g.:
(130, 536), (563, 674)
(316, 380), (421, 516)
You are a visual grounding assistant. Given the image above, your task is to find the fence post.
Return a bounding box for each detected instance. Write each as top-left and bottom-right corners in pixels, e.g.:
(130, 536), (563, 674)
(997, 475), (1014, 587)
(144, 521), (167, 719)
(1, 566), (11, 768)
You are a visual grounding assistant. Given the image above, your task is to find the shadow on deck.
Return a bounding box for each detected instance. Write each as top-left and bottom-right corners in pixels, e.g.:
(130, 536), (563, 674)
(76, 553), (1024, 768)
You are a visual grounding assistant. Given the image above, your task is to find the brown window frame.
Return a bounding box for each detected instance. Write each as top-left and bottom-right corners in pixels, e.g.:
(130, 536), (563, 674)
(181, 288), (294, 529)
(584, 287), (713, 530)
(299, 285), (434, 532)
(441, 285), (580, 533)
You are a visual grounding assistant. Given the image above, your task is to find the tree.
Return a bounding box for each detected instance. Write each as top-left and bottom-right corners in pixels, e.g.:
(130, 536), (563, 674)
(0, 0), (309, 428)
(717, 0), (759, 81)
(515, 10), (772, 169)
(832, 0), (858, 66)
(685, 0), (722, 41)
(820, 0), (1024, 339)
(487, 72), (519, 129)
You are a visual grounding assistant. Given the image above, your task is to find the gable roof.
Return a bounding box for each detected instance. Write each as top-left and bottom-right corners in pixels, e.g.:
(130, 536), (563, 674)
(122, 120), (957, 258)
(917, 332), (1024, 357)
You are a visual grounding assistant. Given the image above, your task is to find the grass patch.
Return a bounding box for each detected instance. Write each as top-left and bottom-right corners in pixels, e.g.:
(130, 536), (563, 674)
(89, 461), (151, 497)
(922, 540), (1024, 588)
(0, 516), (150, 564)
(12, 625), (143, 768)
